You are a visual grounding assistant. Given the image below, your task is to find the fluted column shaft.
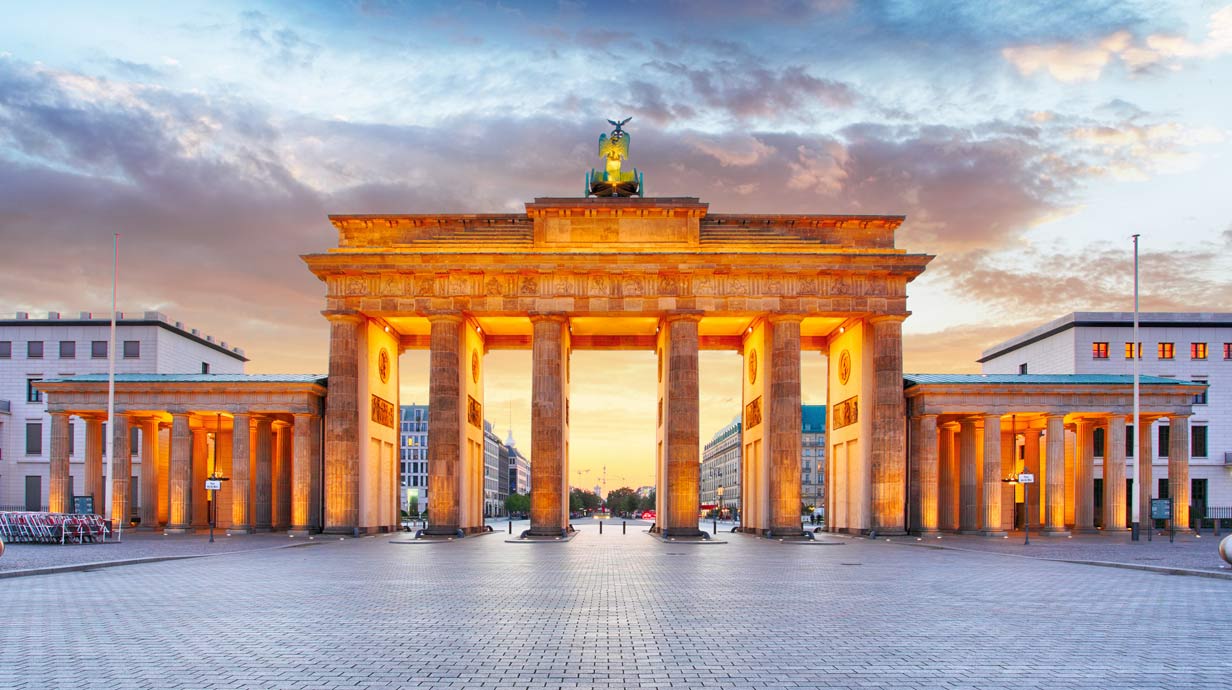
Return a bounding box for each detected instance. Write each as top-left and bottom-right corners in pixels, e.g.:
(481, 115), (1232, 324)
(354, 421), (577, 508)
(870, 316), (907, 534)
(661, 315), (704, 536)
(958, 418), (978, 532)
(139, 419), (160, 529)
(980, 414), (1004, 535)
(230, 413), (251, 533)
(1074, 420), (1096, 532)
(49, 412), (71, 513)
(1023, 429), (1042, 528)
(291, 413), (317, 533)
(275, 423), (293, 529)
(1137, 421), (1153, 529)
(917, 415), (940, 533)
(84, 418), (104, 514)
(426, 315), (463, 534)
(1043, 414), (1068, 534)
(167, 413), (192, 533)
(938, 425), (957, 531)
(529, 315), (568, 536)
(1105, 416), (1127, 530)
(110, 414), (131, 527)
(323, 313), (362, 533)
(191, 429), (209, 528)
(254, 418), (273, 530)
(1168, 415), (1191, 529)
(767, 316), (802, 536)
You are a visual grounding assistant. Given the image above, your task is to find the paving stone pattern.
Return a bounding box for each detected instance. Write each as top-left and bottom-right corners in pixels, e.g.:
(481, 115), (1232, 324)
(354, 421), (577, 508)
(2, 522), (1230, 689)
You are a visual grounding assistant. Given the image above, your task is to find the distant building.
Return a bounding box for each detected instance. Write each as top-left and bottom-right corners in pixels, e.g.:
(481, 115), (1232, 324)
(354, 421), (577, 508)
(981, 312), (1231, 518)
(507, 429), (530, 496)
(483, 421), (501, 516)
(0, 311), (246, 511)
(399, 404), (428, 513)
(699, 405), (826, 518)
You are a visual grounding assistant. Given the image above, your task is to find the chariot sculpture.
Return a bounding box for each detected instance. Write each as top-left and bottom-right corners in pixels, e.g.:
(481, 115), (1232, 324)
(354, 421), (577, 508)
(586, 117), (644, 197)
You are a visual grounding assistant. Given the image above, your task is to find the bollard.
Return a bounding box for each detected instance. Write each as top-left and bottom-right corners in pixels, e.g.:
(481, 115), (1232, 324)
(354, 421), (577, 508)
(599, 520), (603, 535)
(508, 521), (512, 534)
(622, 520), (627, 535)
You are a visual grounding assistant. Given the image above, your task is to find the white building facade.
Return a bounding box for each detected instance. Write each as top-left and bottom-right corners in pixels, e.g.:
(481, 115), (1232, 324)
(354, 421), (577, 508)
(399, 404), (428, 515)
(0, 311), (246, 511)
(483, 420), (501, 516)
(981, 312), (1231, 521)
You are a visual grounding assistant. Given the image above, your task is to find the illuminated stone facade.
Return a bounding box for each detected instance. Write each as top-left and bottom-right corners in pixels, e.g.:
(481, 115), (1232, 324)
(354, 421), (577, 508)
(304, 197), (931, 537)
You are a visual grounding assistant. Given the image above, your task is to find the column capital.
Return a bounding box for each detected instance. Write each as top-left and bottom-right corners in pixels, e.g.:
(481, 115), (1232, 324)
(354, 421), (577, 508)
(765, 313), (804, 324)
(915, 413), (939, 422)
(292, 411), (317, 421)
(323, 310), (365, 324)
(661, 311), (703, 324)
(425, 312), (465, 325)
(1166, 413), (1190, 422)
(867, 313), (908, 325)
(49, 410), (70, 419)
(528, 313), (568, 324)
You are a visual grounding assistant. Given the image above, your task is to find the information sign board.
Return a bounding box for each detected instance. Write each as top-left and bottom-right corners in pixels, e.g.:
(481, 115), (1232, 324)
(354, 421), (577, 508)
(1151, 498), (1172, 521)
(204, 479), (222, 491)
(72, 495), (95, 515)
(1017, 473), (1035, 484)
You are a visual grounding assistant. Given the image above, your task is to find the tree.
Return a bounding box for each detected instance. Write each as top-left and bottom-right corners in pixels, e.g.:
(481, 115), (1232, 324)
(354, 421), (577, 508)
(639, 490), (656, 511)
(571, 488), (601, 513)
(408, 496), (419, 518)
(504, 492), (530, 516)
(606, 486), (638, 515)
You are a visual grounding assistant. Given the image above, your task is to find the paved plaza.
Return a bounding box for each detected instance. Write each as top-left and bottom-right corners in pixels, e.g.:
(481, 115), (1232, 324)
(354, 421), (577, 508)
(3, 522), (1230, 689)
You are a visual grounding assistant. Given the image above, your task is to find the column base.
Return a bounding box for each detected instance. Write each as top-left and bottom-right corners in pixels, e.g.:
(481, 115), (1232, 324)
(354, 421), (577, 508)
(287, 528), (318, 537)
(660, 528), (711, 540)
(1041, 528), (1071, 537)
(162, 527), (191, 535)
(1073, 526), (1102, 535)
(135, 525), (159, 532)
(915, 529), (943, 538)
(253, 526), (272, 533)
(957, 529), (983, 535)
(978, 530), (1009, 538)
(229, 527), (252, 535)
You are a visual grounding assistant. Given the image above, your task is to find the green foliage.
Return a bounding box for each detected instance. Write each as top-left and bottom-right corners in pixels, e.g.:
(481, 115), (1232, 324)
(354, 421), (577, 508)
(639, 489), (656, 512)
(605, 486), (639, 515)
(407, 496), (419, 517)
(571, 488), (601, 512)
(504, 492), (530, 515)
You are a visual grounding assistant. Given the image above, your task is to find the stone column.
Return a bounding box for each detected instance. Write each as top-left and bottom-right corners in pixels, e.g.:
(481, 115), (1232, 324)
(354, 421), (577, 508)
(1074, 419), (1097, 533)
(323, 312), (363, 533)
(958, 417), (978, 532)
(425, 315), (463, 535)
(253, 417), (273, 531)
(84, 417), (104, 514)
(870, 315), (907, 534)
(529, 315), (568, 537)
(274, 422), (292, 529)
(1043, 414), (1069, 535)
(1000, 429), (1016, 531)
(291, 413), (316, 534)
(1023, 428), (1042, 529)
(48, 412), (71, 513)
(310, 414), (323, 531)
(1167, 415), (1191, 530)
(980, 414), (1005, 536)
(157, 423), (170, 525)
(110, 413), (131, 527)
(917, 415), (940, 534)
(191, 428), (209, 528)
(1104, 416), (1127, 531)
(230, 413), (251, 533)
(767, 315), (802, 538)
(138, 419), (160, 529)
(938, 425), (957, 531)
(166, 413), (192, 533)
(661, 314), (705, 538)
(1137, 420), (1153, 531)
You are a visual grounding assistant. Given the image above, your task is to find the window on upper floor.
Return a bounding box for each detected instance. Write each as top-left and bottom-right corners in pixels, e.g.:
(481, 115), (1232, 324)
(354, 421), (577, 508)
(1191, 342), (1207, 360)
(91, 341), (107, 358)
(26, 378), (42, 403)
(59, 341), (75, 359)
(27, 340), (43, 359)
(201, 362), (210, 373)
(1224, 343), (1232, 360)
(1091, 342), (1109, 359)
(1192, 378), (1208, 405)
(1018, 363), (1028, 374)
(1157, 342), (1174, 360)
(0, 340), (11, 358)
(123, 340), (140, 359)
(26, 422), (42, 455)
(1192, 425), (1208, 458)
(1158, 425), (1170, 457)
(1124, 342), (1141, 359)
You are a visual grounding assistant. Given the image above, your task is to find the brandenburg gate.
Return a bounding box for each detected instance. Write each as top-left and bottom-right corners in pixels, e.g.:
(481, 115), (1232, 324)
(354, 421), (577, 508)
(303, 198), (931, 539)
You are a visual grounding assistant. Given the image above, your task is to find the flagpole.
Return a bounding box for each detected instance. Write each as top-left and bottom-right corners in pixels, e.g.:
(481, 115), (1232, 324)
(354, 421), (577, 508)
(1131, 234), (1140, 542)
(106, 233), (121, 542)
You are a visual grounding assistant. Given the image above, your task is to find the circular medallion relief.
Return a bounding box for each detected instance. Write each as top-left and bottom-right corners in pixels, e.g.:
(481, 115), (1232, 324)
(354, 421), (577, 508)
(838, 349), (852, 386)
(377, 348), (390, 384)
(471, 349), (480, 383)
(748, 348), (758, 385)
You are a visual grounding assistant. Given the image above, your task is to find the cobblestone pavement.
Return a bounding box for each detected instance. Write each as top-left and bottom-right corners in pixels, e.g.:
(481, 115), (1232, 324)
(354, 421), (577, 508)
(3, 522), (1230, 689)
(0, 532), (319, 574)
(881, 529), (1232, 573)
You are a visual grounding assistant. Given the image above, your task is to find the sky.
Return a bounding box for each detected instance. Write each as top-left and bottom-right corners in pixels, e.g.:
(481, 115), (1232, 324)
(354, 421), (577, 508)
(2, 1), (1230, 491)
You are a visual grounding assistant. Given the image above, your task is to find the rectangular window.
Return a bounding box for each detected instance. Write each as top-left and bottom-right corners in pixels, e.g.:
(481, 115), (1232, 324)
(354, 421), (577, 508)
(1124, 342), (1141, 359)
(201, 362), (210, 374)
(0, 340), (10, 358)
(130, 426), (139, 455)
(123, 340), (140, 359)
(25, 476), (42, 511)
(1190, 342), (1207, 360)
(1225, 343), (1232, 360)
(1157, 342), (1174, 360)
(1091, 342), (1109, 359)
(25, 422), (42, 455)
(1191, 425), (1208, 458)
(91, 341), (107, 358)
(28, 340), (43, 358)
(1018, 363), (1028, 374)
(59, 340), (76, 358)
(68, 422), (76, 456)
(27, 378), (42, 403)
(1126, 424), (1134, 458)
(1192, 379), (1208, 405)
(1158, 425), (1170, 457)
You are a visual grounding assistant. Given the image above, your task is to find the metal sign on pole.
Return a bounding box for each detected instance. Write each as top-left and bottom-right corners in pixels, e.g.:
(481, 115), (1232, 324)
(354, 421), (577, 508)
(105, 233), (120, 543)
(1131, 233), (1141, 542)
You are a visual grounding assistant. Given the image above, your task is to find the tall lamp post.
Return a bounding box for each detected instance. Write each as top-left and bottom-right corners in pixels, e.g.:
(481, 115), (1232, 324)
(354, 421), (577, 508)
(717, 485), (725, 521)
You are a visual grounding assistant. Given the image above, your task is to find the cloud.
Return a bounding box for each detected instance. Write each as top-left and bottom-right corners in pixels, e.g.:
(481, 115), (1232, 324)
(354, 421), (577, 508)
(1002, 5), (1232, 82)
